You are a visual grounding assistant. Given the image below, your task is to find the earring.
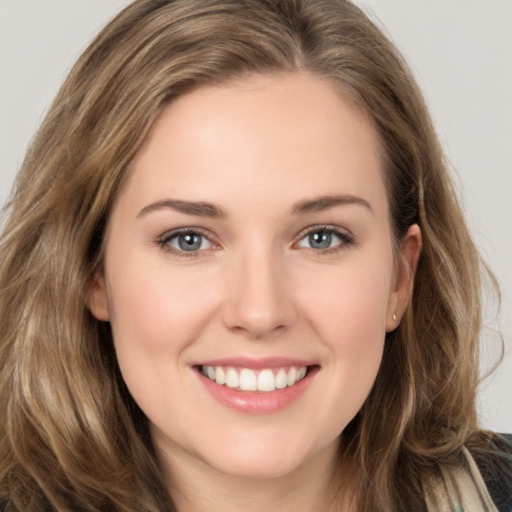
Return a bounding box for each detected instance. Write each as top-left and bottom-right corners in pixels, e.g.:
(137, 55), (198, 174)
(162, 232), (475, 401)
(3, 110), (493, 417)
(393, 314), (397, 321)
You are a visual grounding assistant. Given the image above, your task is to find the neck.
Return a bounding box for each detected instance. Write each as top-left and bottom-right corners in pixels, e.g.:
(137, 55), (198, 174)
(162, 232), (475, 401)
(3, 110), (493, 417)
(158, 439), (350, 512)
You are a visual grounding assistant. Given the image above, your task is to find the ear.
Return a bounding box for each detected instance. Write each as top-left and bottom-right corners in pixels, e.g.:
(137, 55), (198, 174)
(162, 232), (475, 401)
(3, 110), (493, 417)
(386, 224), (422, 332)
(86, 272), (110, 321)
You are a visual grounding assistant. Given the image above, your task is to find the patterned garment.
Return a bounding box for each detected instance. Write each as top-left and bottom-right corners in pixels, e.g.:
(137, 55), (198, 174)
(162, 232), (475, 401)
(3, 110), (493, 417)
(425, 435), (512, 512)
(425, 447), (500, 511)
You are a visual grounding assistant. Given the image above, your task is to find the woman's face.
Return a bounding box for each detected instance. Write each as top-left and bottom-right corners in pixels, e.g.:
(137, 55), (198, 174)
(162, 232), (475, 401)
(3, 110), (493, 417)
(89, 73), (420, 481)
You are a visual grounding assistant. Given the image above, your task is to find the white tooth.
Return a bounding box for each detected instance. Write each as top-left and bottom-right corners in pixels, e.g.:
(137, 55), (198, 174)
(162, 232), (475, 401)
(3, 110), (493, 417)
(201, 366), (208, 377)
(257, 369), (276, 392)
(275, 369), (288, 389)
(207, 366), (215, 380)
(215, 367), (226, 385)
(299, 367), (307, 379)
(287, 367), (297, 386)
(225, 368), (239, 388)
(239, 369), (257, 391)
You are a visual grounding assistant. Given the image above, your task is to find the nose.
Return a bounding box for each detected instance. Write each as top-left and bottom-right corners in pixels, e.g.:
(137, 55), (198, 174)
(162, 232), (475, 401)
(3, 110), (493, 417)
(221, 246), (297, 339)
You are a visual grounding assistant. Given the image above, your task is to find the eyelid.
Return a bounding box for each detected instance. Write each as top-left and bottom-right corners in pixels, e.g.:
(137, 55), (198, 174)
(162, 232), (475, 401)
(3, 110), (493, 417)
(156, 226), (219, 256)
(295, 224), (354, 240)
(293, 224), (355, 250)
(155, 224), (354, 257)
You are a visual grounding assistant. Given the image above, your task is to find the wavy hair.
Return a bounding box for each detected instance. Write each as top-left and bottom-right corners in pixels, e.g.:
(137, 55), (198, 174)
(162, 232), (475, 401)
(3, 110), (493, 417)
(0, 0), (502, 510)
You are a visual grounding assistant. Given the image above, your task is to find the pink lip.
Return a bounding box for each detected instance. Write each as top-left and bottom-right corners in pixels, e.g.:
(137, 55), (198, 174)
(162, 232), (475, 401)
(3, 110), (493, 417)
(194, 356), (315, 369)
(193, 359), (319, 415)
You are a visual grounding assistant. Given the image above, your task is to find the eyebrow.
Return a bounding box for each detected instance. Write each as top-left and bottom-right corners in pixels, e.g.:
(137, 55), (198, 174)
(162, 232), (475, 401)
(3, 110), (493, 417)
(138, 199), (226, 218)
(291, 194), (373, 215)
(138, 193), (372, 219)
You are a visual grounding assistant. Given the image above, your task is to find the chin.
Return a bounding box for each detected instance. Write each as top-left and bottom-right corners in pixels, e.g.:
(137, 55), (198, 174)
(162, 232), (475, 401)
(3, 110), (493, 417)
(205, 451), (307, 480)
(194, 432), (332, 481)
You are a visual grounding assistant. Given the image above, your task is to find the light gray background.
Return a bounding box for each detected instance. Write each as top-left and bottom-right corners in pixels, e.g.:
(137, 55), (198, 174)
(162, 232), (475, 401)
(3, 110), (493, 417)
(1, 1), (511, 431)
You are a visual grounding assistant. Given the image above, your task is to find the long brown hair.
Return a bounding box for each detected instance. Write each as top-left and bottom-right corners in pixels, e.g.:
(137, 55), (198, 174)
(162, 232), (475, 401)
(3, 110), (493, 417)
(0, 0), (502, 510)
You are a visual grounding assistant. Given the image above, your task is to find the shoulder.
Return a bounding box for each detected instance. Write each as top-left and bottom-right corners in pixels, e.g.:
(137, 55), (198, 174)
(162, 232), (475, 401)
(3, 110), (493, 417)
(469, 433), (512, 512)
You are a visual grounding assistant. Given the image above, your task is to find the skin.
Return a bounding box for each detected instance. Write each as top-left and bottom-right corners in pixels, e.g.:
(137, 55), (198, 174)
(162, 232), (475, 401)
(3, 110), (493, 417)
(88, 73), (421, 512)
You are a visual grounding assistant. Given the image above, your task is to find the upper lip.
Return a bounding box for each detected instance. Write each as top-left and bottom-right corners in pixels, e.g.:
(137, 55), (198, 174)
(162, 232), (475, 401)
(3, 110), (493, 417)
(193, 357), (317, 369)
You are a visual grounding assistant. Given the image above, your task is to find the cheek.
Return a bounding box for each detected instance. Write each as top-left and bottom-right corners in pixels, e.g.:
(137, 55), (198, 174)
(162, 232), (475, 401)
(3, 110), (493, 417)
(315, 278), (388, 365)
(296, 256), (393, 420)
(108, 259), (217, 350)
(301, 258), (392, 346)
(105, 259), (224, 425)
(105, 258), (222, 408)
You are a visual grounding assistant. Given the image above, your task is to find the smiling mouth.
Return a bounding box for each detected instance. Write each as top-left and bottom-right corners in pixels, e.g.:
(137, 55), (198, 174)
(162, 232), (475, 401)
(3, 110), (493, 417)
(198, 365), (315, 393)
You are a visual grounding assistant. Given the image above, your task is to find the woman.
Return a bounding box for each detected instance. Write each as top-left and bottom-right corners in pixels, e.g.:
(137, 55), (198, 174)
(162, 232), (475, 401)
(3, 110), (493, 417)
(0, 0), (510, 510)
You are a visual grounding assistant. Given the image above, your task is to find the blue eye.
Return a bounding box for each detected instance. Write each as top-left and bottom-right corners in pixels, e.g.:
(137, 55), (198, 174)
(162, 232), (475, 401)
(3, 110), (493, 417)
(297, 227), (351, 251)
(161, 231), (213, 253)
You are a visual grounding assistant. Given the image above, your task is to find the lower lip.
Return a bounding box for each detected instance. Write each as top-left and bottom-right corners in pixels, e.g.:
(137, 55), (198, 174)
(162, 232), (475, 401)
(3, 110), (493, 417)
(196, 367), (317, 414)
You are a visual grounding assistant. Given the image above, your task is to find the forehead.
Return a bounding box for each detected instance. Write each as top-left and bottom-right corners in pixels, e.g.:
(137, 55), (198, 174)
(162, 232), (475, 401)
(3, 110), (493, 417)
(119, 72), (386, 218)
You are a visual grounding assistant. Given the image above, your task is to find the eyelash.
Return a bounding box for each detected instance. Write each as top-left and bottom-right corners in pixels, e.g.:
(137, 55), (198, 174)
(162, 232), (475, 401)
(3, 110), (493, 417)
(295, 224), (354, 255)
(156, 227), (217, 259)
(156, 225), (354, 258)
